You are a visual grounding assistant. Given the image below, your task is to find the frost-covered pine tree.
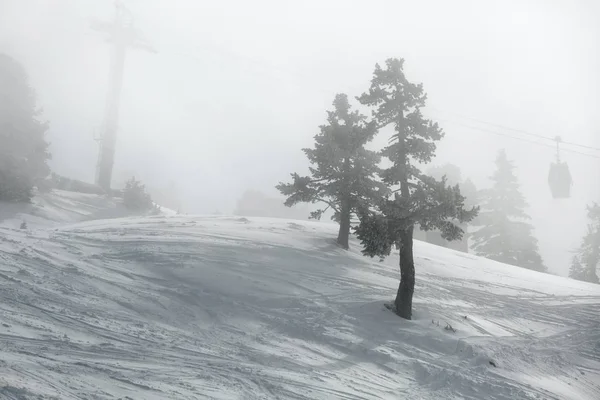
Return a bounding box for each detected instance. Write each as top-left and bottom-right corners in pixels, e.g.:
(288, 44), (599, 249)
(0, 54), (51, 202)
(277, 93), (387, 249)
(123, 177), (154, 211)
(569, 256), (589, 282)
(354, 58), (478, 319)
(569, 203), (600, 284)
(472, 149), (546, 272)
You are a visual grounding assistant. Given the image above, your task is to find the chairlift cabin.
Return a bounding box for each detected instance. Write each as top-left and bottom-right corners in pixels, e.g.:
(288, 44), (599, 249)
(548, 136), (572, 199)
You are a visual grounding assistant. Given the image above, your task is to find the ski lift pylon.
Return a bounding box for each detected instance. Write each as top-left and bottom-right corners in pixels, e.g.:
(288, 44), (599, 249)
(548, 136), (572, 199)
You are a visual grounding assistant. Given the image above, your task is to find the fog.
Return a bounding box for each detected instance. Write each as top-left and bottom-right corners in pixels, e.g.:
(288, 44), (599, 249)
(1, 0), (598, 276)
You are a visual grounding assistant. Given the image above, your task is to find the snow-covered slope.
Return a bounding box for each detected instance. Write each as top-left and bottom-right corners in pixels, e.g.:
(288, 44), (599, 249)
(0, 208), (599, 398)
(0, 189), (130, 230)
(0, 189), (175, 229)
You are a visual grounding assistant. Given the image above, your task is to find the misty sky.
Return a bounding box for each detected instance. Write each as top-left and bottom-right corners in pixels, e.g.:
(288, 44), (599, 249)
(1, 0), (598, 276)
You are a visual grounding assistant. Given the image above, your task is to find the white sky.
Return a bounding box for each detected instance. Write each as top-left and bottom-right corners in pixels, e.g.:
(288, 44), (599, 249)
(1, 0), (598, 275)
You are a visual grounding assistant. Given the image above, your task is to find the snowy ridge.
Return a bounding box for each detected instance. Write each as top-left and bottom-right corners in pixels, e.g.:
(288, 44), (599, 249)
(0, 210), (599, 399)
(0, 189), (127, 229)
(0, 189), (176, 229)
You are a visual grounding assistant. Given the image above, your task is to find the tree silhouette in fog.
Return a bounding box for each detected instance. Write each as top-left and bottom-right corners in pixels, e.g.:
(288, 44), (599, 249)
(472, 149), (546, 272)
(0, 54), (51, 202)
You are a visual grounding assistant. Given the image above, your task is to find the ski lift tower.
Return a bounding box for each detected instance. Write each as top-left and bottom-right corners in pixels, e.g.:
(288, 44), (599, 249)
(92, 1), (156, 191)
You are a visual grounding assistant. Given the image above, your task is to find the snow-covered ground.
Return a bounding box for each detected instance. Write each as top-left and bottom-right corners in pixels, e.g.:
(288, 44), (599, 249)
(0, 189), (176, 229)
(0, 191), (599, 399)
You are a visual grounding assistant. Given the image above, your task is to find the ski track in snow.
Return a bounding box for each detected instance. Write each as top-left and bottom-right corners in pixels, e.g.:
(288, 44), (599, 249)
(0, 208), (599, 399)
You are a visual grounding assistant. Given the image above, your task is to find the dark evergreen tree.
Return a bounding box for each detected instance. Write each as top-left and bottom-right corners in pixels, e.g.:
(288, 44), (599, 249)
(570, 203), (600, 283)
(471, 149), (546, 272)
(0, 54), (51, 202)
(354, 58), (478, 319)
(277, 93), (386, 249)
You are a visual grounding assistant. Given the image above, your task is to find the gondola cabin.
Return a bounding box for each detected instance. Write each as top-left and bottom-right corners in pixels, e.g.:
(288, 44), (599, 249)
(548, 136), (572, 199)
(548, 161), (572, 199)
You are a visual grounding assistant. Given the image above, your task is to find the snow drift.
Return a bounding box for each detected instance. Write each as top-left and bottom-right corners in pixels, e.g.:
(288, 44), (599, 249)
(0, 192), (598, 399)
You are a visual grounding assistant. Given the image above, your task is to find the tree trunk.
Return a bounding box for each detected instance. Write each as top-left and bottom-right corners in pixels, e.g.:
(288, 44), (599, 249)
(337, 198), (351, 249)
(393, 111), (415, 319)
(337, 156), (352, 250)
(394, 224), (415, 320)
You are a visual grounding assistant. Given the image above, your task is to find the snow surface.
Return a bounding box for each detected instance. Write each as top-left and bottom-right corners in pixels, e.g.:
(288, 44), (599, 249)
(0, 191), (599, 399)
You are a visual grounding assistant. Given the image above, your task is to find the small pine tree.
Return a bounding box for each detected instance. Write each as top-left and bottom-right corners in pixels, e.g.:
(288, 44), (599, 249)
(0, 54), (51, 202)
(472, 149), (546, 272)
(277, 93), (387, 249)
(569, 256), (591, 282)
(123, 177), (154, 211)
(354, 58), (478, 319)
(570, 203), (600, 283)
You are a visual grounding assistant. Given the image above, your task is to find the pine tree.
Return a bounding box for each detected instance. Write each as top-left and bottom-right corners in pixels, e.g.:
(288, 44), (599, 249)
(427, 163), (463, 186)
(421, 164), (480, 252)
(0, 54), (51, 202)
(123, 177), (154, 211)
(570, 203), (600, 283)
(569, 256), (588, 282)
(354, 58), (478, 319)
(460, 178), (479, 211)
(277, 93), (386, 249)
(472, 149), (546, 272)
